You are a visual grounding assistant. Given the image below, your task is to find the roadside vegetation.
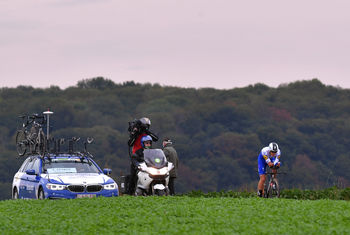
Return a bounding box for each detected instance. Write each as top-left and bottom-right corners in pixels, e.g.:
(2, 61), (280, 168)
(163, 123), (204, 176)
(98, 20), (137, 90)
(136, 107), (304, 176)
(1, 78), (350, 199)
(185, 186), (350, 200)
(1, 196), (349, 234)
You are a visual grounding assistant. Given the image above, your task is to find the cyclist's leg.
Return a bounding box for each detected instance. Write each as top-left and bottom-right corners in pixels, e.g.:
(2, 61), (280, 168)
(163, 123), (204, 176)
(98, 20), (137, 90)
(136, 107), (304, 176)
(257, 154), (267, 197)
(258, 174), (266, 197)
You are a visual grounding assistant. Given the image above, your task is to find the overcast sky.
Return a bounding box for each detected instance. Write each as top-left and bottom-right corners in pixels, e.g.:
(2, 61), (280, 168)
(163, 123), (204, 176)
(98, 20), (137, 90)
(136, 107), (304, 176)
(1, 0), (350, 89)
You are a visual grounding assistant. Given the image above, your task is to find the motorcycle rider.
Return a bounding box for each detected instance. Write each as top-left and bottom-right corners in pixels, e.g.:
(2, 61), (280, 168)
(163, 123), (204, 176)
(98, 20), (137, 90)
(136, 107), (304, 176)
(162, 137), (179, 195)
(128, 135), (153, 195)
(257, 142), (281, 197)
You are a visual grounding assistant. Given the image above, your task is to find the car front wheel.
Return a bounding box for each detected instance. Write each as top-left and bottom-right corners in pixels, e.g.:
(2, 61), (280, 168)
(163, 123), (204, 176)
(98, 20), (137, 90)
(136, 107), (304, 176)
(13, 188), (19, 199)
(38, 187), (45, 200)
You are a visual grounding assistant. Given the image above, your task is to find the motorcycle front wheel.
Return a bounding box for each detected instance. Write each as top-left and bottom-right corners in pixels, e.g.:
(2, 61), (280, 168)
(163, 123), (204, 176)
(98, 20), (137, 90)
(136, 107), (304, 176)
(135, 187), (146, 196)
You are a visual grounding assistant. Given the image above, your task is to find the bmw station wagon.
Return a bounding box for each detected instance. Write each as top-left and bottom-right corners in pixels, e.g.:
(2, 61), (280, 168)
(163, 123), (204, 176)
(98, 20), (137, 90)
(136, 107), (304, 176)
(12, 154), (119, 199)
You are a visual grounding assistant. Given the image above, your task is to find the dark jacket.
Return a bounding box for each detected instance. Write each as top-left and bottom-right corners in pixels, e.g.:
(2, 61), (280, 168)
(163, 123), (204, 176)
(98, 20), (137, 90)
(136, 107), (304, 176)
(163, 143), (179, 178)
(131, 148), (144, 168)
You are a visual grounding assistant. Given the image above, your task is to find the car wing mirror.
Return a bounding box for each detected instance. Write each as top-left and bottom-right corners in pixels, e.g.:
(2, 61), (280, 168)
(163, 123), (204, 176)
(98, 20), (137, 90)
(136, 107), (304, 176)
(26, 169), (36, 175)
(103, 168), (112, 175)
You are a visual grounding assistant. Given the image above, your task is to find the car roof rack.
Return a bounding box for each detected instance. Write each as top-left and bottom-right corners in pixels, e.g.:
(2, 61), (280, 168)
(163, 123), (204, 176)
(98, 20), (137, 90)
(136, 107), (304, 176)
(43, 136), (95, 159)
(16, 110), (94, 160)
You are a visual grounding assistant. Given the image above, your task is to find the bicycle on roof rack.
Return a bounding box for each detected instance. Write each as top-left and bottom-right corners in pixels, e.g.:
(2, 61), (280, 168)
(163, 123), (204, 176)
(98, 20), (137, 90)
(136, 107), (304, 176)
(15, 113), (47, 157)
(264, 166), (286, 198)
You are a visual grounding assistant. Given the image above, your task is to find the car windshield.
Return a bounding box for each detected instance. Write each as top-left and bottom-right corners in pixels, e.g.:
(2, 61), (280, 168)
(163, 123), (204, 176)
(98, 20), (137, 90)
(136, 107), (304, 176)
(43, 158), (100, 174)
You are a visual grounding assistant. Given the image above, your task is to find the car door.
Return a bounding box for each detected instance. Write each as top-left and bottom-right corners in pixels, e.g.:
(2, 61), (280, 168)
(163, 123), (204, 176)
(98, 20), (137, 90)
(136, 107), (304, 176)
(15, 157), (31, 199)
(25, 158), (41, 199)
(19, 157), (36, 198)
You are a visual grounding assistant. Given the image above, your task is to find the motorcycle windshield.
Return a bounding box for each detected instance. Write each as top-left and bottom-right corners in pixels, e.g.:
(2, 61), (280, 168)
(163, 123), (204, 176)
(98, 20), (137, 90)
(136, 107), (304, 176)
(143, 149), (167, 169)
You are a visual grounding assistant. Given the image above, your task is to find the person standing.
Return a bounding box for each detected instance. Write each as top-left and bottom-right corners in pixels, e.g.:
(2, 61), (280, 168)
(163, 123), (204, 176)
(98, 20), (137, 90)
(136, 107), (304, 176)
(162, 137), (179, 195)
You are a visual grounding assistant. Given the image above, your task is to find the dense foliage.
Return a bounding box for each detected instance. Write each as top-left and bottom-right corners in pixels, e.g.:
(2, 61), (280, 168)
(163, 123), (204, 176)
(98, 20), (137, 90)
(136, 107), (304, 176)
(1, 197), (350, 234)
(185, 187), (350, 200)
(1, 77), (350, 199)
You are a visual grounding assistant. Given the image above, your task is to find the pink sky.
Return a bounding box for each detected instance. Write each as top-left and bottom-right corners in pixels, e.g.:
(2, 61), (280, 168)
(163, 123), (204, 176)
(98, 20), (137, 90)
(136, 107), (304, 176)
(1, 0), (350, 89)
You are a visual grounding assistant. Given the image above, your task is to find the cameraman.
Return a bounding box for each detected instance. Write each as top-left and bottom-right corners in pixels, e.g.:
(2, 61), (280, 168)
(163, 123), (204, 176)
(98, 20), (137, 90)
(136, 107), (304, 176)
(127, 117), (158, 194)
(128, 117), (158, 154)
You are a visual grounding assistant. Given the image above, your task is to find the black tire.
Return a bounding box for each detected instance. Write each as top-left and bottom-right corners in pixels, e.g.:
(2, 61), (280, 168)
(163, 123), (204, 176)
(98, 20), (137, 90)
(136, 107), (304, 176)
(264, 185), (268, 198)
(16, 130), (28, 156)
(38, 187), (45, 200)
(155, 189), (166, 196)
(273, 179), (280, 198)
(12, 188), (19, 199)
(165, 187), (170, 196)
(37, 132), (47, 156)
(135, 187), (145, 196)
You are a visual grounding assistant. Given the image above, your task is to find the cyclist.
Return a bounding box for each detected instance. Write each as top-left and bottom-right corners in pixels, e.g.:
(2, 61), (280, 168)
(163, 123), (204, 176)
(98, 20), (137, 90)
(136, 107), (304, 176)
(128, 135), (153, 195)
(257, 142), (281, 197)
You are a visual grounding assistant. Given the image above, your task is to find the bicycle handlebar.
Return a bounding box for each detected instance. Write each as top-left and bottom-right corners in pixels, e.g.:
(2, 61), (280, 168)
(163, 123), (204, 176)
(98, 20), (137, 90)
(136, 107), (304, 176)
(18, 114), (46, 127)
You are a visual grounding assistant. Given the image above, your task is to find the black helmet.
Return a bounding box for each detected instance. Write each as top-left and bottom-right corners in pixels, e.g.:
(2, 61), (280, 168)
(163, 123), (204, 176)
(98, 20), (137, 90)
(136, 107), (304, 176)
(139, 117), (151, 130)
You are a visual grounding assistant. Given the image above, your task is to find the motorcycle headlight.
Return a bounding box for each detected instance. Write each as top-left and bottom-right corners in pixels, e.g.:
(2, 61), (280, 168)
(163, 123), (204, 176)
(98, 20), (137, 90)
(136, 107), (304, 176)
(147, 167), (168, 175)
(103, 183), (117, 190)
(46, 183), (66, 190)
(147, 167), (158, 175)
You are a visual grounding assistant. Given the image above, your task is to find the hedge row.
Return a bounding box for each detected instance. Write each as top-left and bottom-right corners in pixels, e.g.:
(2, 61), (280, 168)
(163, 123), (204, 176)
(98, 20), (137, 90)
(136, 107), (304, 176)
(183, 187), (350, 200)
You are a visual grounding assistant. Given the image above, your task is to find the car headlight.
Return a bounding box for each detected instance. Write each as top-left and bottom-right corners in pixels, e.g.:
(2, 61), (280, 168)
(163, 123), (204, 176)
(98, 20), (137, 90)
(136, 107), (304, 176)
(103, 183), (117, 190)
(46, 183), (66, 190)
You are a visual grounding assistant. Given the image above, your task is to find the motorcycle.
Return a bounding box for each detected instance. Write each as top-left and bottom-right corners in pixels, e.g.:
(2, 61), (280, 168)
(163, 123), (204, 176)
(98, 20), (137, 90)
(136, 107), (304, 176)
(135, 149), (174, 196)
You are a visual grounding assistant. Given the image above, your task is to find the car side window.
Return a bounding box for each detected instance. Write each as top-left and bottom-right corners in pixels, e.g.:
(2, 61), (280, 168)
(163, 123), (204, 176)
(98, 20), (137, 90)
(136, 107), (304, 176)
(23, 158), (35, 172)
(19, 157), (31, 172)
(32, 158), (41, 174)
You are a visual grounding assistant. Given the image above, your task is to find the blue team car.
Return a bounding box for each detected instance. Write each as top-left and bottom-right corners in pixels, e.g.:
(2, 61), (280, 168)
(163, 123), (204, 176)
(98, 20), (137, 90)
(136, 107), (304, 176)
(12, 153), (119, 199)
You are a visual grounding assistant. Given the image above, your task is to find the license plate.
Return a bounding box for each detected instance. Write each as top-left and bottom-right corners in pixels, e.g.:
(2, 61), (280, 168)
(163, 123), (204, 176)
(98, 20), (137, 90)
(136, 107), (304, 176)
(77, 194), (96, 198)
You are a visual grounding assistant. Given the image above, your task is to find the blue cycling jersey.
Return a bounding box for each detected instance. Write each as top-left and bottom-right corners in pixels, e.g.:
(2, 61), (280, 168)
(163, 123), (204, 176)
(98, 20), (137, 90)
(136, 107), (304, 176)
(257, 147), (281, 175)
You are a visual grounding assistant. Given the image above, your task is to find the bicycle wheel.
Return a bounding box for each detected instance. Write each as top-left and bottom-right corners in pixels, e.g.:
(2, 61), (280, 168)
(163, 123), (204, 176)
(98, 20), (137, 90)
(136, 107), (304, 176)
(16, 130), (28, 156)
(265, 181), (271, 198)
(267, 179), (280, 198)
(273, 179), (280, 198)
(37, 131), (47, 156)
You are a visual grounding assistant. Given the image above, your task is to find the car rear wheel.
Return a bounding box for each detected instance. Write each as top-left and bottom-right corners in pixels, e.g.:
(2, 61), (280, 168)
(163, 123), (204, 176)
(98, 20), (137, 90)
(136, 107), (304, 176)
(38, 187), (45, 200)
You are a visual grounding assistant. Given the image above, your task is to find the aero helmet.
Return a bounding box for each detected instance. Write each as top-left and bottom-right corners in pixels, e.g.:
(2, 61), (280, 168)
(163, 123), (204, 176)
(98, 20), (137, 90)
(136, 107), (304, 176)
(268, 142), (279, 153)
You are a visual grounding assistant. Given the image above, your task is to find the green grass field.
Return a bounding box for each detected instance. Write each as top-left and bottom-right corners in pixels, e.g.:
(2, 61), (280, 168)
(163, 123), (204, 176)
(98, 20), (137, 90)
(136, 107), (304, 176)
(1, 196), (349, 234)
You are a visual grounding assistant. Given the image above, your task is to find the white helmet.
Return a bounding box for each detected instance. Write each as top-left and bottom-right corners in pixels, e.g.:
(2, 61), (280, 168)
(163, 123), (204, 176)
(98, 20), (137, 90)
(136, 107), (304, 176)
(268, 142), (279, 153)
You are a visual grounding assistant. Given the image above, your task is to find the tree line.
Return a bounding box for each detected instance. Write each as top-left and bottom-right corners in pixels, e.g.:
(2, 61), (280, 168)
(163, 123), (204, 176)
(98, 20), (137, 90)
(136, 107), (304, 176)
(0, 77), (349, 199)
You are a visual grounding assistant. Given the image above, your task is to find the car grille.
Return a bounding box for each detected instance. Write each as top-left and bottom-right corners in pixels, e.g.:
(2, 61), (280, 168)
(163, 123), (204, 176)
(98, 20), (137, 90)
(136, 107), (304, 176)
(86, 185), (102, 192)
(67, 184), (102, 193)
(68, 185), (85, 193)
